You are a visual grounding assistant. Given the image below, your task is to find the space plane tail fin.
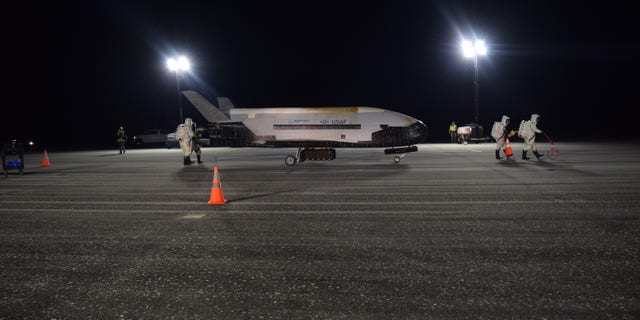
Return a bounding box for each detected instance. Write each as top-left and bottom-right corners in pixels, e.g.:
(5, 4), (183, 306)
(182, 90), (230, 122)
(216, 97), (235, 113)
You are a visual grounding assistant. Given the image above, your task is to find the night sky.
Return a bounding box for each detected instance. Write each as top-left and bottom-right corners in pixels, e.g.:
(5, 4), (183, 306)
(8, 1), (639, 149)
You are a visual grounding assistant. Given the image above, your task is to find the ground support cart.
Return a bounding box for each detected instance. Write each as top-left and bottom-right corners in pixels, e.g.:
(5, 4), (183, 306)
(2, 142), (25, 177)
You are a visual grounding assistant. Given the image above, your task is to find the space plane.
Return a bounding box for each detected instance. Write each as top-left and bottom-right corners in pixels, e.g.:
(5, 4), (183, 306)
(182, 90), (428, 165)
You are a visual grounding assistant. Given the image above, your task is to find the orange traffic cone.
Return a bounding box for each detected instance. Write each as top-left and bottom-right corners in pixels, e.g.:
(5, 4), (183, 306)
(41, 149), (51, 167)
(207, 166), (226, 205)
(504, 138), (514, 157)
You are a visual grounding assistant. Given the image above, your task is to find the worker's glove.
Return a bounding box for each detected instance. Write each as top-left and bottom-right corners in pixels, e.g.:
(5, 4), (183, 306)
(507, 130), (516, 138)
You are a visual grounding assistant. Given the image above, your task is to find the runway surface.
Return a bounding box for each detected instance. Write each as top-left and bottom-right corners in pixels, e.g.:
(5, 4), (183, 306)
(1, 142), (639, 319)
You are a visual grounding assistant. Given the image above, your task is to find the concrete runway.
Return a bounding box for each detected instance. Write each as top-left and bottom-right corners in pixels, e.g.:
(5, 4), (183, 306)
(1, 142), (639, 319)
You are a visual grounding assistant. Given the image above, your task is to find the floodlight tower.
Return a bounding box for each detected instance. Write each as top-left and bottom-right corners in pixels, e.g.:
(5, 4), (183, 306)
(167, 56), (190, 123)
(461, 39), (487, 125)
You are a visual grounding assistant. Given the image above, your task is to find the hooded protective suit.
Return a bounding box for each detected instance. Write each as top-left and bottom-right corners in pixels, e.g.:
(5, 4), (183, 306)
(491, 116), (510, 147)
(491, 115), (511, 159)
(518, 114), (543, 159)
(175, 118), (202, 164)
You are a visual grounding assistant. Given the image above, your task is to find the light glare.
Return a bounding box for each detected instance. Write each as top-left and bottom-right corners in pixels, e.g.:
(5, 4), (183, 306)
(461, 40), (474, 58)
(475, 40), (487, 56)
(461, 39), (487, 58)
(177, 56), (190, 71)
(167, 56), (190, 71)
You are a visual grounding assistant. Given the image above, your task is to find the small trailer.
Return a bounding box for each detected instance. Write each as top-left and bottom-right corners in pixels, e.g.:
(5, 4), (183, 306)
(456, 123), (491, 144)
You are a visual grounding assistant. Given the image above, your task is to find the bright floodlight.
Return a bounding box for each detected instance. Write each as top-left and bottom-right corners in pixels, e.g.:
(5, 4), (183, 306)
(475, 40), (487, 55)
(462, 40), (474, 58)
(167, 56), (190, 71)
(461, 39), (487, 58)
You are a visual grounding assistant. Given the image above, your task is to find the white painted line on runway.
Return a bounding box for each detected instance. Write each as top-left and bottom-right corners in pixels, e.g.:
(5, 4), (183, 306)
(181, 213), (207, 219)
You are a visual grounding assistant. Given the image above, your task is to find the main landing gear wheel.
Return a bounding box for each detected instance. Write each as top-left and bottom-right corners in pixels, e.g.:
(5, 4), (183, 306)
(392, 154), (406, 164)
(285, 155), (297, 166)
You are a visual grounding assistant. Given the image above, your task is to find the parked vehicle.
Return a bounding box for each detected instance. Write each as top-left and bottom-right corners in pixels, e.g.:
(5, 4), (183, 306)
(166, 130), (211, 149)
(165, 133), (178, 149)
(132, 129), (171, 147)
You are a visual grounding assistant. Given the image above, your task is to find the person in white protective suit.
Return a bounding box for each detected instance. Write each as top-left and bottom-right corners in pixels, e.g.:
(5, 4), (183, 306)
(517, 113), (544, 160)
(490, 115), (513, 160)
(175, 118), (203, 165)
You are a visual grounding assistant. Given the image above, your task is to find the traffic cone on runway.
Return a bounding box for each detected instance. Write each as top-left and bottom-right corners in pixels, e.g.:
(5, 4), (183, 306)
(207, 166), (226, 205)
(41, 149), (51, 167)
(504, 138), (514, 158)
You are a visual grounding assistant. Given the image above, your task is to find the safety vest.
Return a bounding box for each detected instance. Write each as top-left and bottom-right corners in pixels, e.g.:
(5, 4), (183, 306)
(117, 131), (126, 142)
(449, 124), (457, 132)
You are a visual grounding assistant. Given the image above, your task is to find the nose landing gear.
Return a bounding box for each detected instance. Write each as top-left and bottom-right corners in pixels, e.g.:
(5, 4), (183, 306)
(385, 145), (418, 164)
(392, 154), (405, 164)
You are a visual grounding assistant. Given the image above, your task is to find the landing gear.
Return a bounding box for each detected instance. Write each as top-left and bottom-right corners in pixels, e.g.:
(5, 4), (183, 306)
(285, 154), (297, 166)
(285, 147), (336, 166)
(385, 145), (418, 164)
(393, 154), (405, 164)
(285, 145), (419, 165)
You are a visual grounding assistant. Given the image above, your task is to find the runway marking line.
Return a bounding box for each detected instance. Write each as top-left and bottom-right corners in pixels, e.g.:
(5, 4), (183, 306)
(181, 214), (207, 219)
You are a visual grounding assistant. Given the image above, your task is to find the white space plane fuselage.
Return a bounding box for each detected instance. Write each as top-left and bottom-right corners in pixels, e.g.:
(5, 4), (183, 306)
(182, 90), (428, 165)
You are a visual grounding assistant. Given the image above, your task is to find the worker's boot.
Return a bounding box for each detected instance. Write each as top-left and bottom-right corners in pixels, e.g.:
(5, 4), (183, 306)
(533, 150), (544, 159)
(197, 155), (203, 163)
(522, 150), (530, 160)
(495, 150), (503, 160)
(184, 156), (194, 165)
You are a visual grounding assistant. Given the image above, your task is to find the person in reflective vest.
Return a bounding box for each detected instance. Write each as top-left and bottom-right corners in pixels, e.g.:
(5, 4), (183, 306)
(449, 121), (458, 143)
(116, 127), (127, 155)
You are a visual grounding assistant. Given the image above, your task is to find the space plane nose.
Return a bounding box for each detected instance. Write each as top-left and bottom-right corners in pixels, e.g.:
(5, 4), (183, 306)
(410, 120), (429, 143)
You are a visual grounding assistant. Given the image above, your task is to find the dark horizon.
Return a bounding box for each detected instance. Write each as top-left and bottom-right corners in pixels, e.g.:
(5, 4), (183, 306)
(7, 1), (639, 150)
